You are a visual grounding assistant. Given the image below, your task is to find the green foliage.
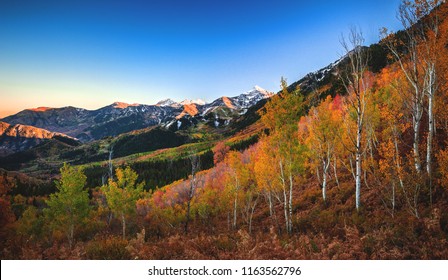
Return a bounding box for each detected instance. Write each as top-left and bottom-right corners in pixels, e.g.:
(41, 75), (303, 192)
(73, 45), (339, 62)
(102, 166), (145, 238)
(261, 77), (305, 135)
(16, 206), (44, 239)
(102, 167), (144, 218)
(112, 127), (190, 158)
(0, 150), (37, 170)
(131, 150), (214, 191)
(228, 134), (260, 152)
(43, 163), (91, 247)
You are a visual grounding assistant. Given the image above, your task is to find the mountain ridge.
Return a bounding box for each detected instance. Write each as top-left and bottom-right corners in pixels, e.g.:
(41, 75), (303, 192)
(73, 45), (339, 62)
(1, 86), (273, 142)
(0, 121), (79, 156)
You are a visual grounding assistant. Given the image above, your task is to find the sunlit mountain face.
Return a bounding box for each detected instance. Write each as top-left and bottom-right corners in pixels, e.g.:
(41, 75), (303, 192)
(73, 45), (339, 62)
(1, 86), (272, 142)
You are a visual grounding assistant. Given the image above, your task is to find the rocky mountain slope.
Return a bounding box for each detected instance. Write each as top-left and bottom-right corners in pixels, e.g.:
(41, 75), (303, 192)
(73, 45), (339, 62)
(2, 86), (273, 142)
(0, 121), (79, 156)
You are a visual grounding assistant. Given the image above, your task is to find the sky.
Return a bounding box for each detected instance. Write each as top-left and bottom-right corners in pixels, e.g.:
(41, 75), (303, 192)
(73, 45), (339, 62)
(0, 0), (403, 118)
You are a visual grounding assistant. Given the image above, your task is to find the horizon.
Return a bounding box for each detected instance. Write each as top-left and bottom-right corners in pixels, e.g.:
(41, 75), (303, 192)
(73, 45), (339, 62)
(0, 0), (402, 118)
(1, 84), (268, 117)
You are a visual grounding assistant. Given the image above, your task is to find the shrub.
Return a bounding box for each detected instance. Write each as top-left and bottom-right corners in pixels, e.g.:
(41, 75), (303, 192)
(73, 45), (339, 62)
(86, 236), (131, 260)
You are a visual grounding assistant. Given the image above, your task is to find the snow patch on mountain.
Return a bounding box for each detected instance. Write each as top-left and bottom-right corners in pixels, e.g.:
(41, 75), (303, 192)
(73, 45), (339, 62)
(180, 99), (207, 106)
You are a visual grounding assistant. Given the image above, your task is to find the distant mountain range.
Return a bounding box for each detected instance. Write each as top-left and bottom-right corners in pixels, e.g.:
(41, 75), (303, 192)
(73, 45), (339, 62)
(0, 121), (79, 156)
(1, 86), (273, 143)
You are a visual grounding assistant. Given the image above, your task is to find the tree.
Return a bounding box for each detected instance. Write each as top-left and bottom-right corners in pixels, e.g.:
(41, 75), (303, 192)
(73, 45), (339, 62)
(213, 141), (230, 165)
(223, 150), (246, 230)
(260, 78), (305, 233)
(382, 1), (442, 183)
(254, 136), (282, 232)
(44, 163), (90, 249)
(239, 146), (259, 234)
(299, 95), (343, 203)
(0, 173), (15, 244)
(339, 27), (370, 211)
(102, 166), (144, 239)
(375, 67), (409, 217)
(184, 152), (200, 233)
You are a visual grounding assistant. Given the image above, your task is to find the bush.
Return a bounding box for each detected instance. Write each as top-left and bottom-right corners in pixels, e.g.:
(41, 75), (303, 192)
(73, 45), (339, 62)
(86, 236), (131, 260)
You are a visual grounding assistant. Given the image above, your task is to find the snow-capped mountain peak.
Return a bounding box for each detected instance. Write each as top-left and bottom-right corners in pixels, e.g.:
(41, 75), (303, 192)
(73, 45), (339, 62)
(180, 99), (207, 106)
(228, 86), (273, 109)
(156, 98), (180, 107)
(244, 86), (273, 98)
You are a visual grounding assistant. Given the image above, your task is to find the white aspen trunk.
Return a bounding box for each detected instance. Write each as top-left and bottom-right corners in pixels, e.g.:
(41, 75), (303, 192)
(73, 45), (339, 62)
(267, 192), (273, 216)
(283, 188), (288, 233)
(355, 121), (362, 211)
(288, 171), (293, 234)
(249, 197), (258, 234)
(427, 74), (434, 204)
(233, 195), (238, 229)
(393, 132), (405, 190)
(322, 168), (327, 202)
(233, 175), (239, 229)
(413, 91), (423, 172)
(333, 156), (340, 188)
(322, 157), (330, 202)
(392, 181), (395, 217)
(279, 160), (289, 233)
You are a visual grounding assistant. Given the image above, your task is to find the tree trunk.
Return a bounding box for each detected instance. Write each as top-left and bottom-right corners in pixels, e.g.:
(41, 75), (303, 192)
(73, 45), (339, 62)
(279, 160), (289, 233)
(68, 223), (74, 249)
(355, 123), (362, 212)
(427, 85), (434, 205)
(322, 158), (330, 202)
(233, 194), (238, 230)
(267, 192), (273, 217)
(288, 171), (293, 234)
(413, 118), (422, 172)
(249, 196), (258, 234)
(333, 156), (340, 188)
(392, 181), (395, 217)
(184, 199), (191, 234)
(121, 212), (126, 239)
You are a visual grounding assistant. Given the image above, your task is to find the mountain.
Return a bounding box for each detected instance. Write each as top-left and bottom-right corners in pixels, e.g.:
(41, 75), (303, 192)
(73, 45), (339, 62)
(0, 121), (79, 156)
(161, 86), (273, 130)
(1, 103), (184, 142)
(2, 86), (273, 142)
(180, 99), (207, 106)
(156, 99), (181, 108)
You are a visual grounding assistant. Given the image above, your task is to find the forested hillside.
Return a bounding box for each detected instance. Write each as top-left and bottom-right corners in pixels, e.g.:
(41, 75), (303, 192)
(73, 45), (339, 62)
(1, 0), (448, 259)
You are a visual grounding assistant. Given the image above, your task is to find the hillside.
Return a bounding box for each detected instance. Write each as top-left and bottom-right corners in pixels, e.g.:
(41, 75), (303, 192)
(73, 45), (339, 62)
(0, 121), (79, 156)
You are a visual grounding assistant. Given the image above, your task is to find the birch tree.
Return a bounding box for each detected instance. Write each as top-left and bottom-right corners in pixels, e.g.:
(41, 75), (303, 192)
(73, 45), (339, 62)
(339, 28), (370, 211)
(260, 78), (305, 233)
(102, 166), (144, 239)
(184, 153), (200, 233)
(299, 95), (343, 203)
(382, 0), (442, 175)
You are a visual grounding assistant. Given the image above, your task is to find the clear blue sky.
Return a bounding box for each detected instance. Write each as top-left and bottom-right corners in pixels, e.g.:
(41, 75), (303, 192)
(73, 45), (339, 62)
(0, 0), (402, 117)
